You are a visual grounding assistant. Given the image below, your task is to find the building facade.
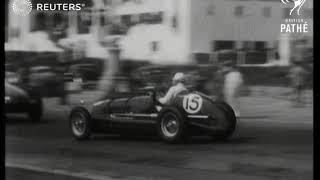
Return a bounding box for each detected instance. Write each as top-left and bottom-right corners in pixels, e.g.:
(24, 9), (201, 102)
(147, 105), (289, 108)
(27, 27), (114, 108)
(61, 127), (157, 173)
(112, 0), (313, 65)
(5, 0), (313, 64)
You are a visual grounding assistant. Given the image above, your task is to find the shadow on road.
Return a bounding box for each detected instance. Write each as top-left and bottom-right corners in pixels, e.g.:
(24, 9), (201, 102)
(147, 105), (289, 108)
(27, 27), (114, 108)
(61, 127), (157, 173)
(238, 116), (270, 119)
(84, 134), (256, 145)
(5, 115), (49, 125)
(89, 134), (160, 142)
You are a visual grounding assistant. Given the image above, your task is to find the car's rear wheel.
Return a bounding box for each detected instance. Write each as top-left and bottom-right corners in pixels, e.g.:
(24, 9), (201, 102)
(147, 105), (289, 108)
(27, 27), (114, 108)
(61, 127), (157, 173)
(28, 99), (43, 122)
(70, 107), (92, 140)
(157, 107), (187, 143)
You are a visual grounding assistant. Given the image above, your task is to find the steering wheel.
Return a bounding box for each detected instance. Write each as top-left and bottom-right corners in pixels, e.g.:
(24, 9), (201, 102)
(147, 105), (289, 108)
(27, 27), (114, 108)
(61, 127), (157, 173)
(154, 89), (166, 106)
(155, 90), (165, 100)
(140, 86), (166, 106)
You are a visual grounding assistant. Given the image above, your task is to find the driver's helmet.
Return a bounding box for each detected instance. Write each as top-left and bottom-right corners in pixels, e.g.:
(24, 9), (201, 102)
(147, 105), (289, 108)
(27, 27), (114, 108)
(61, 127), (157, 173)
(172, 72), (186, 83)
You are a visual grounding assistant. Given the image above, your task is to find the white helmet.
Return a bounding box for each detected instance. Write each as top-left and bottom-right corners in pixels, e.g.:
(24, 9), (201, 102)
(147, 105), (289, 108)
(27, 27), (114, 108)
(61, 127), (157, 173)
(172, 72), (186, 82)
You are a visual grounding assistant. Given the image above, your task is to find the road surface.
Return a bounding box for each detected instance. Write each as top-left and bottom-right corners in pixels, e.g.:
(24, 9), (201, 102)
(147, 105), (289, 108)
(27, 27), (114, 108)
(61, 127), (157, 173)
(5, 95), (313, 180)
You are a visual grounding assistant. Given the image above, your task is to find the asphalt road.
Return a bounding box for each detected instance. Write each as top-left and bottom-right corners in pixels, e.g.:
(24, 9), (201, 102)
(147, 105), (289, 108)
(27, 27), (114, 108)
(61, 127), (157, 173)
(5, 95), (313, 180)
(6, 167), (93, 180)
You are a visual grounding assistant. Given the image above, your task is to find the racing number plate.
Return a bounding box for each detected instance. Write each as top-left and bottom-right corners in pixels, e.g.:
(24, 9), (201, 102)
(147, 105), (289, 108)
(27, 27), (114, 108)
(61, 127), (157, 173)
(183, 94), (203, 114)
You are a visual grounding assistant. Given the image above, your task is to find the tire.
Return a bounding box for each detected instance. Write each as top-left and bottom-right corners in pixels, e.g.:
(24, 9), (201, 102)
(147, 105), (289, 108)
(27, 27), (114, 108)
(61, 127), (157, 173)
(28, 99), (43, 122)
(157, 107), (187, 143)
(69, 107), (92, 140)
(211, 102), (237, 141)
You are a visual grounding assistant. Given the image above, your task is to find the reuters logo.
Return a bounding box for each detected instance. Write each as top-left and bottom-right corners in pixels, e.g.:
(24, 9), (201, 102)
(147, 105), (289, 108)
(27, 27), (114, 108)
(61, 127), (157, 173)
(12, 0), (33, 16)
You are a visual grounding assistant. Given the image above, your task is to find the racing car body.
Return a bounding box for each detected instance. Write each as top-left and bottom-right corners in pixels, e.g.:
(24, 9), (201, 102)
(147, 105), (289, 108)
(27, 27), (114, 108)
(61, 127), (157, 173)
(69, 89), (236, 143)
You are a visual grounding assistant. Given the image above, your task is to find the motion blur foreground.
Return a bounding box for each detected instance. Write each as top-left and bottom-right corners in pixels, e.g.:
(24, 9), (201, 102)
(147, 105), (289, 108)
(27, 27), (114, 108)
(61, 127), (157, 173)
(5, 0), (313, 180)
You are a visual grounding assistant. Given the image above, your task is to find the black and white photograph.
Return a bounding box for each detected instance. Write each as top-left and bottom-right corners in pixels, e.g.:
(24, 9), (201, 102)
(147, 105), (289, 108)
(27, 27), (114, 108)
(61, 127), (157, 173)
(4, 0), (314, 179)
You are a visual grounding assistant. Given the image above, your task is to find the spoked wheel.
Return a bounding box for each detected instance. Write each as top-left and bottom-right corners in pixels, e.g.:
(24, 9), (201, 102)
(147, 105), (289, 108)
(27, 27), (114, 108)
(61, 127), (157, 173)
(161, 113), (180, 138)
(157, 107), (186, 143)
(70, 107), (92, 140)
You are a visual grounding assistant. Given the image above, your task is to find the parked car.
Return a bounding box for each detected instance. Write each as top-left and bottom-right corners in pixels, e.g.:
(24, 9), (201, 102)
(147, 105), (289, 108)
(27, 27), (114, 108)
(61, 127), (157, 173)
(27, 66), (66, 103)
(5, 64), (20, 85)
(64, 57), (105, 90)
(5, 82), (43, 121)
(5, 50), (67, 102)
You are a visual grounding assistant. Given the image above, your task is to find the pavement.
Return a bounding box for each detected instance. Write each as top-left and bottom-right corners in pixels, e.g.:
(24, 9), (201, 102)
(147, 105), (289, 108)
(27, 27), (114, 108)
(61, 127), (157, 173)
(6, 167), (93, 180)
(5, 86), (313, 180)
(249, 86), (313, 103)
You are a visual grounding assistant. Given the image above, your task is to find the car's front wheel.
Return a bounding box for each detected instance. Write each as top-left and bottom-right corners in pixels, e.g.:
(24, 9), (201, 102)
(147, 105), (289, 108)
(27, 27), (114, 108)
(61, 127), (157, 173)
(69, 107), (92, 140)
(157, 107), (187, 143)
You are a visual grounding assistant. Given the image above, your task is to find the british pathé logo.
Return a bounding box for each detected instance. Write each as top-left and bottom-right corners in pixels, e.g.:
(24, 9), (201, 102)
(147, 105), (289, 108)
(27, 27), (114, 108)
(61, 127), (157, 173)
(280, 0), (309, 33)
(281, 0), (306, 16)
(11, 0), (33, 16)
(280, 19), (308, 33)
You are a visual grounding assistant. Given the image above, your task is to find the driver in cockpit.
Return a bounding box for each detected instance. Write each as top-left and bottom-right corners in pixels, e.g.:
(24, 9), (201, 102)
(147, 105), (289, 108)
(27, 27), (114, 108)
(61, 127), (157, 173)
(158, 72), (188, 105)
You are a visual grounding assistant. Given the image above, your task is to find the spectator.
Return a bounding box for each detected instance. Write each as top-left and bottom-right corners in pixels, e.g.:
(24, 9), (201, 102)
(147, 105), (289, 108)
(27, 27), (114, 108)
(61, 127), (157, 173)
(214, 62), (230, 101)
(223, 61), (243, 117)
(288, 60), (308, 107)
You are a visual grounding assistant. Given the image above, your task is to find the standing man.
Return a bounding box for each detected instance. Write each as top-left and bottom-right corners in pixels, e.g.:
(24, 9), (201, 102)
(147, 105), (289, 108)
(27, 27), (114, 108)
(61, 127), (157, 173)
(288, 60), (307, 107)
(214, 61), (230, 101)
(223, 61), (244, 117)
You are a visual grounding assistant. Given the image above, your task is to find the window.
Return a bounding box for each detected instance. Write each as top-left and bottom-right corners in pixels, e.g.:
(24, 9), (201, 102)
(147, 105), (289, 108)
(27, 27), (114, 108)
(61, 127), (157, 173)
(172, 15), (178, 29)
(150, 12), (163, 24)
(51, 13), (68, 41)
(33, 13), (47, 31)
(131, 14), (140, 25)
(242, 41), (266, 51)
(53, 13), (66, 27)
(78, 9), (92, 34)
(234, 6), (244, 17)
(255, 41), (266, 50)
(151, 41), (159, 52)
(109, 23), (127, 35)
(207, 5), (215, 16)
(140, 12), (163, 24)
(103, 0), (112, 5)
(213, 41), (235, 51)
(10, 28), (20, 39)
(242, 41), (255, 50)
(100, 9), (109, 25)
(121, 15), (132, 26)
(262, 7), (271, 17)
(193, 53), (210, 64)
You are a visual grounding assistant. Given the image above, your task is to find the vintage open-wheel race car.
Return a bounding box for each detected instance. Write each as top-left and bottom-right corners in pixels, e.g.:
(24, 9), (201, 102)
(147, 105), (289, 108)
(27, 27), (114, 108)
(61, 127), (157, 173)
(69, 87), (237, 143)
